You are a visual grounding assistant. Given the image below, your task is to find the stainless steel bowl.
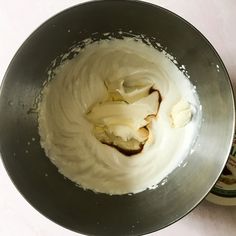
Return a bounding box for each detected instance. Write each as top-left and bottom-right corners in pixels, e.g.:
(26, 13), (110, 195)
(0, 1), (235, 235)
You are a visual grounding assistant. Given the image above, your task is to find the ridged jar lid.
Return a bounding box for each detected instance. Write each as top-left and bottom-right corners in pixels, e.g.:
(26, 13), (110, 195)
(206, 132), (236, 205)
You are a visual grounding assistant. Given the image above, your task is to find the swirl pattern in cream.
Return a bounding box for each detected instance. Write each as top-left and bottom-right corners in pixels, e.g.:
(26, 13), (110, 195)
(38, 38), (200, 194)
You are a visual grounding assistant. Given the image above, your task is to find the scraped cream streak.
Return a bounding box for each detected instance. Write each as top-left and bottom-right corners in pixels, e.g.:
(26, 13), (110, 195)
(38, 38), (201, 195)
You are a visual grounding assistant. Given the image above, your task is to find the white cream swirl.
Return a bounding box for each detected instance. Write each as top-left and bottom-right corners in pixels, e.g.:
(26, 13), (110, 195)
(38, 38), (200, 195)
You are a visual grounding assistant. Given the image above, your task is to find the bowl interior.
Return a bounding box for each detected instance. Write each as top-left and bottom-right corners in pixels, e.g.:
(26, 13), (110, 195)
(0, 1), (234, 235)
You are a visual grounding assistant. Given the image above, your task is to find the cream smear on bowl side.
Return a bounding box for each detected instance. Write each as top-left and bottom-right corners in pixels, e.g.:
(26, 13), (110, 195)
(38, 36), (201, 195)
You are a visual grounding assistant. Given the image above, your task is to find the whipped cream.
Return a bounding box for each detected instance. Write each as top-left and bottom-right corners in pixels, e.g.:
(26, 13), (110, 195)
(38, 38), (201, 195)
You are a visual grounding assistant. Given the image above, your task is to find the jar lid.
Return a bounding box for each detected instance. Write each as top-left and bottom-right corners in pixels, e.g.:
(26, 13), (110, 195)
(206, 133), (236, 205)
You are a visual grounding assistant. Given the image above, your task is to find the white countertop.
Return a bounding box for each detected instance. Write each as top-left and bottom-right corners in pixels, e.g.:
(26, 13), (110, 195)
(1, 0), (236, 235)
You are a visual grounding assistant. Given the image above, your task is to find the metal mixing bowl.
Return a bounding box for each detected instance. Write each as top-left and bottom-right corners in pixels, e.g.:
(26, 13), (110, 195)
(0, 1), (235, 235)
